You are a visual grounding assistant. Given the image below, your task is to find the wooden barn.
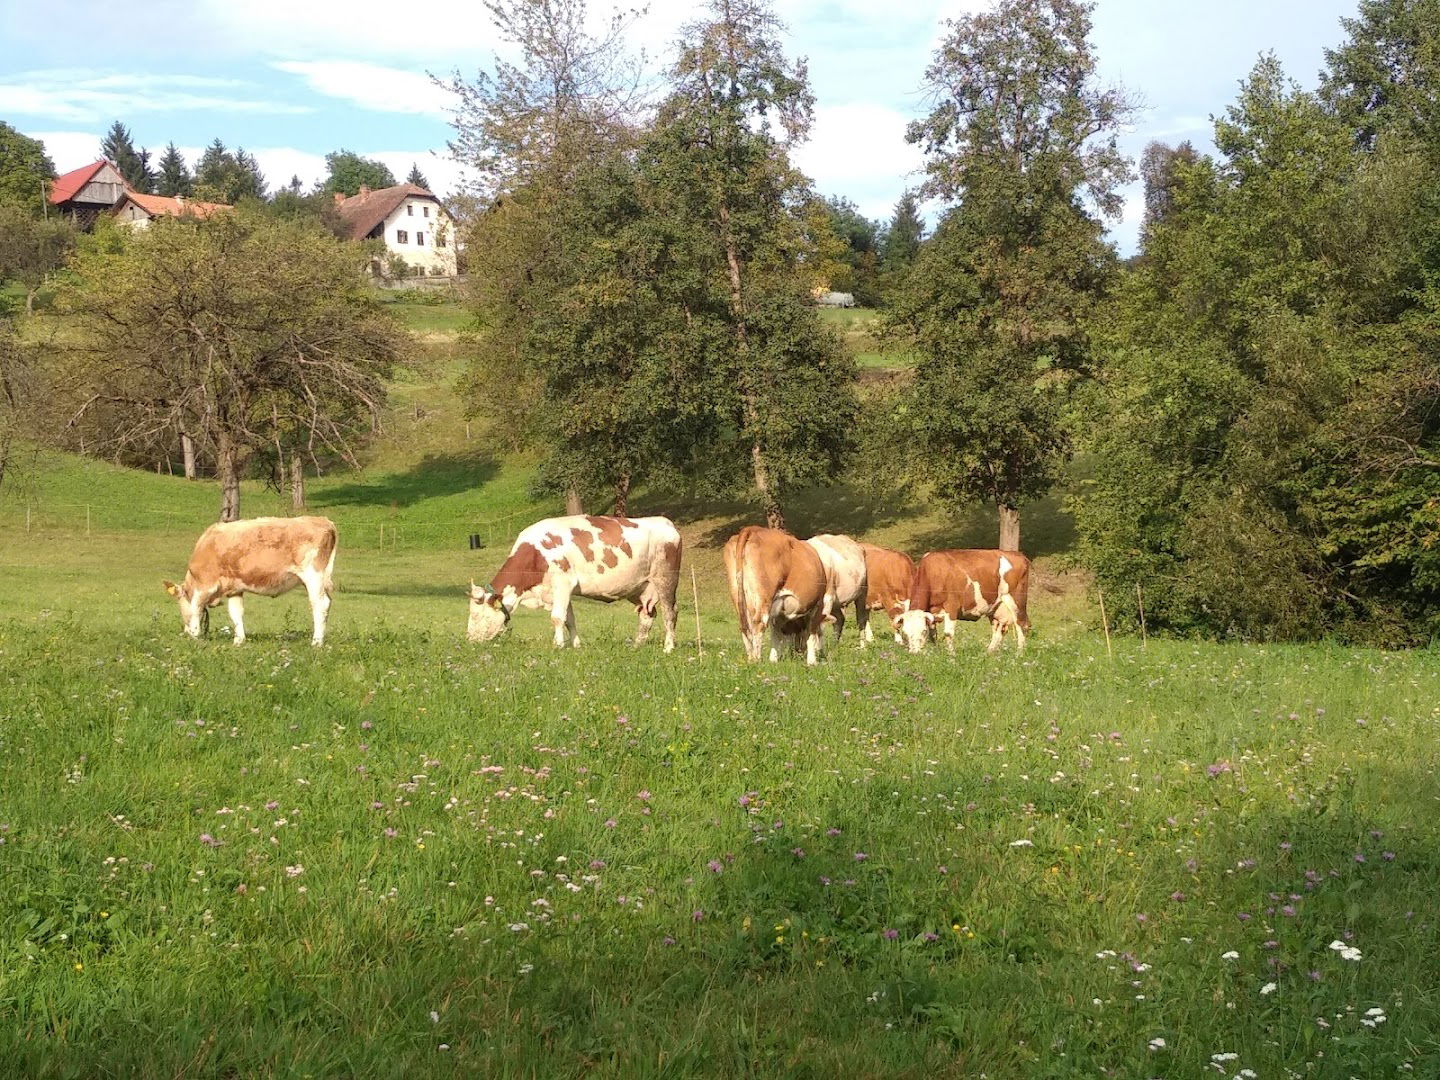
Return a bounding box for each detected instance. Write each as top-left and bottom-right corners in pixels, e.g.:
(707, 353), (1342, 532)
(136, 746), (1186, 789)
(49, 159), (127, 229)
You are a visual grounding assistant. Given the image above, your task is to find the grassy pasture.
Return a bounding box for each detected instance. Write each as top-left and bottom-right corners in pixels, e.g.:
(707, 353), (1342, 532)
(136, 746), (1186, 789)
(2, 299), (1438, 1077)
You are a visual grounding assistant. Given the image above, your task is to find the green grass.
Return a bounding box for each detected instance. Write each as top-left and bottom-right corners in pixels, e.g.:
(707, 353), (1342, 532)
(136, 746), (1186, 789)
(819, 306), (913, 372)
(3, 300), (1438, 1076)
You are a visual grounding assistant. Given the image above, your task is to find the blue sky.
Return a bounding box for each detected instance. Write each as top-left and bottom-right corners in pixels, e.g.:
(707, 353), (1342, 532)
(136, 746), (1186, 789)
(3, 0), (1360, 252)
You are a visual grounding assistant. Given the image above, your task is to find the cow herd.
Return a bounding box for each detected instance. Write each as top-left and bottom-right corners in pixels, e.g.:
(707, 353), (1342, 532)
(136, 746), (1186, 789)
(162, 513), (1031, 662)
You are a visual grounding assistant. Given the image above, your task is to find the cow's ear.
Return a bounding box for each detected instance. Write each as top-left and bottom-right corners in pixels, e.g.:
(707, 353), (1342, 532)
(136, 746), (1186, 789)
(923, 611), (936, 627)
(163, 580), (179, 597)
(890, 613), (903, 629)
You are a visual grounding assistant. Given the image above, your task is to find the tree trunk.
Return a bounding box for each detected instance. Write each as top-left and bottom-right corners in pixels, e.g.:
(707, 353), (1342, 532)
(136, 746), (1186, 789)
(998, 503), (1021, 551)
(217, 441), (241, 522)
(290, 455), (305, 512)
(613, 473), (630, 516)
(181, 432), (197, 480)
(24, 288), (36, 317)
(565, 487), (583, 515)
(718, 203), (784, 530)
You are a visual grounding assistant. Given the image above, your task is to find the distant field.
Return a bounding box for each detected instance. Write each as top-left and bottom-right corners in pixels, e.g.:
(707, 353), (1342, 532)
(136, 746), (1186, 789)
(818, 306), (915, 372)
(3, 293), (1438, 1077)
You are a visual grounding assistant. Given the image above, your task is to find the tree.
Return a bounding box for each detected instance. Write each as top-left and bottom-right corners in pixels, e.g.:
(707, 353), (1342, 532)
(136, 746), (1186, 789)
(64, 212), (408, 521)
(822, 196), (883, 305)
(0, 205), (77, 314)
(0, 316), (41, 491)
(322, 150), (397, 196)
(194, 140), (268, 204)
(879, 189), (925, 273)
(100, 121), (154, 193)
(1322, 0), (1440, 153)
(406, 162), (430, 188)
(154, 143), (193, 198)
(0, 123), (56, 214)
(646, 0), (856, 528)
(889, 0), (1132, 549)
(446, 0), (650, 514)
(1138, 140), (1200, 233)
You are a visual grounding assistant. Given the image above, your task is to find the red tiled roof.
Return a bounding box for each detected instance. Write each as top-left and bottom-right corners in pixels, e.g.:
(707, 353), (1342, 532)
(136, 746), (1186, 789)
(333, 183), (442, 241)
(49, 159), (112, 204)
(117, 191), (231, 220)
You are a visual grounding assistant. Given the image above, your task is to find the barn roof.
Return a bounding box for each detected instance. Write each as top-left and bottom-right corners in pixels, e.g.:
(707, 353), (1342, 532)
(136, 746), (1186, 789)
(116, 191), (231, 220)
(333, 182), (442, 240)
(49, 159), (113, 204)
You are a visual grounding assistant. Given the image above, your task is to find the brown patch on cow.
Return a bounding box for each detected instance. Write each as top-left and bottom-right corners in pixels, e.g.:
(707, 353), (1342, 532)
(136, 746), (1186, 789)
(489, 541), (548, 595)
(555, 557), (571, 572)
(619, 540), (633, 557)
(861, 543), (916, 617)
(585, 515), (637, 548)
(572, 529), (597, 564)
(539, 532), (565, 550)
(602, 548), (619, 568)
(724, 526), (828, 657)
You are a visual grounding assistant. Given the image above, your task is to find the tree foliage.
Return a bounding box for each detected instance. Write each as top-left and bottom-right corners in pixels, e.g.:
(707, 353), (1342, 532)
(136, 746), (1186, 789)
(154, 143), (193, 198)
(1075, 52), (1440, 643)
(101, 121), (154, 193)
(0, 205), (77, 314)
(322, 150), (397, 196)
(194, 140), (268, 204)
(821, 196), (883, 306)
(62, 212), (408, 521)
(406, 162), (430, 188)
(0, 123), (56, 214)
(888, 0), (1130, 548)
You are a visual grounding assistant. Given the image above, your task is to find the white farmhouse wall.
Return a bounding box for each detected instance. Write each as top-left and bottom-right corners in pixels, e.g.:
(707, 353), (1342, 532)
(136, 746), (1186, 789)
(381, 197), (457, 275)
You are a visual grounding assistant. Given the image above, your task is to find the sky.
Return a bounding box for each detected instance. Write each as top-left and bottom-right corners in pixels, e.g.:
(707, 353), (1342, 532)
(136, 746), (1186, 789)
(2, 0), (1361, 253)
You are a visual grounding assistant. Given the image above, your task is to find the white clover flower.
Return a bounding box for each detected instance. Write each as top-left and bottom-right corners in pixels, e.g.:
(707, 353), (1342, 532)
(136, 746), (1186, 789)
(1009, 839), (1034, 847)
(1221, 950), (1240, 960)
(1211, 1052), (1239, 1062)
(1327, 939), (1363, 961)
(1260, 982), (1277, 995)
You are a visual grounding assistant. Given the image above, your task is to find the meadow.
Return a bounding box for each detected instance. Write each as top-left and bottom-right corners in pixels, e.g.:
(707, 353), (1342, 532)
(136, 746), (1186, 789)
(2, 296), (1438, 1077)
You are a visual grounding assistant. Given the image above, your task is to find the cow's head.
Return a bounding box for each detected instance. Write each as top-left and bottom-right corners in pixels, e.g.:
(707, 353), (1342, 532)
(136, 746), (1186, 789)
(163, 578), (209, 638)
(467, 581), (511, 642)
(892, 608), (935, 653)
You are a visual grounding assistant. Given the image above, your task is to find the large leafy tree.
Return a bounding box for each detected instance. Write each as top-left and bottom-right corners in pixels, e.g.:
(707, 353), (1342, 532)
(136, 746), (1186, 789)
(888, 0), (1131, 549)
(322, 150), (397, 196)
(0, 204), (77, 314)
(64, 212), (408, 521)
(822, 196), (882, 305)
(1322, 0), (1440, 152)
(0, 123), (56, 214)
(154, 143), (193, 198)
(647, 0), (855, 528)
(100, 121), (153, 193)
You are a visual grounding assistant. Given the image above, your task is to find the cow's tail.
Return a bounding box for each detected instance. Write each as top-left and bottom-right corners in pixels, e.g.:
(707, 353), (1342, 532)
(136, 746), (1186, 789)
(1009, 555), (1031, 630)
(318, 521), (339, 596)
(722, 531), (750, 640)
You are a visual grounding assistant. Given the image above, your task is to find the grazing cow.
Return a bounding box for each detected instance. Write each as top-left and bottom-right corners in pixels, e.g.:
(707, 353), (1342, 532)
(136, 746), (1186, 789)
(859, 543), (916, 644)
(805, 533), (869, 647)
(163, 516), (338, 645)
(893, 549), (1031, 655)
(723, 526), (831, 665)
(468, 515), (681, 650)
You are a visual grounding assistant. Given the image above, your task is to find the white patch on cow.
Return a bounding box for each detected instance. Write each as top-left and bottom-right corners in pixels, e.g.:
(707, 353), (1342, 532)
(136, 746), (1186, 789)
(895, 609), (935, 653)
(998, 554), (1013, 581)
(467, 587), (509, 643)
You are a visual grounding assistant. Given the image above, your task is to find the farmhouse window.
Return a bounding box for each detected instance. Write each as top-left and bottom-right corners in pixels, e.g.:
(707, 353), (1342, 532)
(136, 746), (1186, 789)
(417, 232), (425, 246)
(396, 229), (409, 244)
(423, 206), (430, 218)
(407, 205), (413, 216)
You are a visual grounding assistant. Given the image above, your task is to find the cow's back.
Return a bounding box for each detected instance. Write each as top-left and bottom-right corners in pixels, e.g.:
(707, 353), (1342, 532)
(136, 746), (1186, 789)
(806, 534), (866, 606)
(190, 516), (336, 593)
(911, 548), (1028, 619)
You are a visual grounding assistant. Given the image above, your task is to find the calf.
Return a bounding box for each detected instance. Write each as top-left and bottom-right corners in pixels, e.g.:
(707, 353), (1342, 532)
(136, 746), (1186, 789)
(859, 543), (916, 644)
(723, 526), (830, 665)
(468, 515), (681, 650)
(805, 533), (869, 646)
(893, 549), (1031, 655)
(163, 516), (338, 645)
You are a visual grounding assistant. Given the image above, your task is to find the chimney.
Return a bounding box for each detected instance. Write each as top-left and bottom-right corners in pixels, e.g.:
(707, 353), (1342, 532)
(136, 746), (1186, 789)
(333, 191), (345, 205)
(358, 184), (370, 197)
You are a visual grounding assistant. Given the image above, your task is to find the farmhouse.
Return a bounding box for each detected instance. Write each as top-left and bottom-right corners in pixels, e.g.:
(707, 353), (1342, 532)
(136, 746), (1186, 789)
(48, 159), (127, 228)
(333, 182), (458, 276)
(113, 191), (231, 228)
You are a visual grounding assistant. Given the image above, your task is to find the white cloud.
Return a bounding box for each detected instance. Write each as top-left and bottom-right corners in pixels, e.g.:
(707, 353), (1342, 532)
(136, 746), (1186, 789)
(199, 0), (499, 60)
(271, 60), (452, 116)
(0, 70), (312, 124)
(795, 103), (925, 218)
(28, 130), (103, 174)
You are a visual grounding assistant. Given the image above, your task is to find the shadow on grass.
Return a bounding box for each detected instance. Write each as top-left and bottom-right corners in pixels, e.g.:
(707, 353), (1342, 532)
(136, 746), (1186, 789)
(317, 452), (499, 509)
(345, 582), (471, 599)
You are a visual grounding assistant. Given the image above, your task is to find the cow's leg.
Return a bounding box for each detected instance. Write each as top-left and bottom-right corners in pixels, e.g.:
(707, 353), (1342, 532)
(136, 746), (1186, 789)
(549, 584), (576, 648)
(941, 612), (957, 656)
(986, 617), (1006, 654)
(634, 597), (655, 648)
(301, 570), (331, 646)
(659, 589), (677, 654)
(830, 602), (846, 645)
(855, 597), (869, 648)
(227, 595), (246, 645)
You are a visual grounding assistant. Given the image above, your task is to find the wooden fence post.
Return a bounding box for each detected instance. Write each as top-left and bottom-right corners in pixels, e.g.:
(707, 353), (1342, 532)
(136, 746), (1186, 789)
(1097, 586), (1113, 661)
(1136, 582), (1147, 650)
(691, 567), (704, 658)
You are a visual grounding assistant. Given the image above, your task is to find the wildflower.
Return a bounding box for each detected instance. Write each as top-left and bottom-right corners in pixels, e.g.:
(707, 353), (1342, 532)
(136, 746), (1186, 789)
(284, 864), (304, 877)
(199, 833), (222, 847)
(1211, 1052), (1238, 1063)
(636, 790), (651, 802)
(883, 928), (899, 941)
(589, 859), (606, 869)
(737, 794), (751, 808)
(1383, 851), (1396, 861)
(265, 800), (279, 811)
(853, 852), (869, 862)
(1148, 1037), (1166, 1051)
(1260, 982), (1277, 995)
(1328, 940), (1363, 961)
(603, 818), (617, 829)
(707, 859), (723, 873)
(1009, 838), (1034, 848)
(692, 910), (704, 922)
(1135, 913), (1147, 923)
(430, 1011), (440, 1024)
(507, 922), (529, 932)
(1170, 891), (1186, 902)
(1221, 951), (1240, 960)
(791, 847), (805, 858)
(826, 827), (841, 837)
(384, 827), (398, 838)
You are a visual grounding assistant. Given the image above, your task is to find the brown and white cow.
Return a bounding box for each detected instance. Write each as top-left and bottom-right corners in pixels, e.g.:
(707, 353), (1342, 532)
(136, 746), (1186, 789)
(893, 549), (1031, 655)
(805, 533), (869, 647)
(163, 516), (338, 645)
(723, 526), (831, 665)
(468, 515), (681, 650)
(859, 543), (916, 645)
